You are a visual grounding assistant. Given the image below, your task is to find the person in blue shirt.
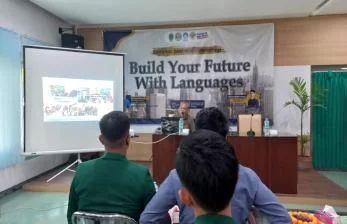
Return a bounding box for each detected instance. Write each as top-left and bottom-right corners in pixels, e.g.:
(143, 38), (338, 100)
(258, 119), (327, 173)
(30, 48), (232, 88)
(247, 89), (260, 112)
(248, 90), (259, 107)
(176, 129), (239, 224)
(140, 107), (291, 224)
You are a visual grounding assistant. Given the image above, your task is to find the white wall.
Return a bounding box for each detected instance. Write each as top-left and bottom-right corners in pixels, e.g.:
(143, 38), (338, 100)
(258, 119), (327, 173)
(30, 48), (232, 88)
(0, 0), (68, 46)
(273, 66), (311, 135)
(0, 0), (70, 192)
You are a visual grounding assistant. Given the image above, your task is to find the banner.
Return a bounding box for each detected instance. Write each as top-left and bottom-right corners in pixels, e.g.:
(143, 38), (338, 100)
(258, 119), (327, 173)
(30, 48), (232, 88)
(114, 24), (274, 123)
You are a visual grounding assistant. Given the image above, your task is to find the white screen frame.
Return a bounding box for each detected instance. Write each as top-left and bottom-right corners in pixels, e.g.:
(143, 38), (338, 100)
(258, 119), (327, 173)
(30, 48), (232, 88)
(23, 45), (125, 155)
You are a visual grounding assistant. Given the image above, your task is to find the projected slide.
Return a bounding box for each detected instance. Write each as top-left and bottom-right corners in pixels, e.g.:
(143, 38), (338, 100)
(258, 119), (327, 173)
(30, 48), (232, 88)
(42, 77), (114, 122)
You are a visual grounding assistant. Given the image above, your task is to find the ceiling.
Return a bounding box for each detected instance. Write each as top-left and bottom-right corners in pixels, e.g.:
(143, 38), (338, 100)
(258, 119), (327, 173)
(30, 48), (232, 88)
(30, 0), (347, 27)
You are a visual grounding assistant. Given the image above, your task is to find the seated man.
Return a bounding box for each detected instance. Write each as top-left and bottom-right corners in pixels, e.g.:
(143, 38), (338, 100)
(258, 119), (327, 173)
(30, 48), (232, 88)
(67, 111), (156, 224)
(176, 129), (239, 224)
(177, 101), (195, 132)
(140, 107), (291, 224)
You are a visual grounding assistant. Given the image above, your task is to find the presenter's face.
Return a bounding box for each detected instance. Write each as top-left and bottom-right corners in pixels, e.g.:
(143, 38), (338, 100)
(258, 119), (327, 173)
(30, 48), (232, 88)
(179, 104), (189, 118)
(250, 92), (256, 99)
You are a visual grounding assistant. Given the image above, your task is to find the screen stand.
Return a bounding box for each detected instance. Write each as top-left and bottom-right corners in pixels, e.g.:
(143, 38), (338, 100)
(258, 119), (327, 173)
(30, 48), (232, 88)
(46, 153), (82, 183)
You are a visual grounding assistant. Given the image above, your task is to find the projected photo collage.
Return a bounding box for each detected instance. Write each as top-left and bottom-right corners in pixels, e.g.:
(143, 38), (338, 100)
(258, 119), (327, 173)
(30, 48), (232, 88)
(42, 77), (114, 122)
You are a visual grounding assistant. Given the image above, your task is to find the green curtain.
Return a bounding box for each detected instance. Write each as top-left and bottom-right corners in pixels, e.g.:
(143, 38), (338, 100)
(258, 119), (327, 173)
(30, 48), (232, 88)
(312, 71), (347, 170)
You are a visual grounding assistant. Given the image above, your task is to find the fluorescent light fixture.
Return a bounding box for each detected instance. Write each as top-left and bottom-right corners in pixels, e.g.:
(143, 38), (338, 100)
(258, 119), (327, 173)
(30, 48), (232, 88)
(310, 0), (333, 16)
(341, 67), (347, 70)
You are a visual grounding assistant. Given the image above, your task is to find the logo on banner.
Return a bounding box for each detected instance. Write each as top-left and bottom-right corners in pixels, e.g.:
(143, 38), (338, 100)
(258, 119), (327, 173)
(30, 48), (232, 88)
(190, 32), (196, 40)
(183, 32), (189, 41)
(175, 33), (182, 41)
(167, 31), (208, 42)
(169, 33), (174, 42)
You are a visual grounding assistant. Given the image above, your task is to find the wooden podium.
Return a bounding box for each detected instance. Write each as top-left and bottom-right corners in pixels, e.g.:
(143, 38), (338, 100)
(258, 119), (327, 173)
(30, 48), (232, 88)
(152, 134), (297, 194)
(238, 114), (262, 136)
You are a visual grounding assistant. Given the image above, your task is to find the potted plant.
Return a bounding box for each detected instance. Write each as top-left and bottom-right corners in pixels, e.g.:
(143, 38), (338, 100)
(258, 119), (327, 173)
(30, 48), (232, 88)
(299, 133), (310, 156)
(284, 77), (325, 157)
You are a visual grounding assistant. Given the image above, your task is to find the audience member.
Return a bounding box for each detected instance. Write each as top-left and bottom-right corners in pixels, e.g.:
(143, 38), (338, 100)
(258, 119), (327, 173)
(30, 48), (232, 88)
(67, 111), (155, 224)
(140, 107), (291, 224)
(176, 129), (239, 224)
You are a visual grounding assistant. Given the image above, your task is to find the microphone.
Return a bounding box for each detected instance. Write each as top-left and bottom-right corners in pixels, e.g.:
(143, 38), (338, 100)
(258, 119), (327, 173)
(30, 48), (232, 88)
(247, 113), (255, 137)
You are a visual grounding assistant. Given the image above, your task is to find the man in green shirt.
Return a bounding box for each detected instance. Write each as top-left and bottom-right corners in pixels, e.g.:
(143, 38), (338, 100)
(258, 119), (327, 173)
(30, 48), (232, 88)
(176, 129), (239, 224)
(67, 111), (156, 224)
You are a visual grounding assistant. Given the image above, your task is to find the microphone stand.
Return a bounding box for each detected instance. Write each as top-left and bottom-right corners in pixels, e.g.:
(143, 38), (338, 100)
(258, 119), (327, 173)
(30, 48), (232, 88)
(247, 113), (255, 137)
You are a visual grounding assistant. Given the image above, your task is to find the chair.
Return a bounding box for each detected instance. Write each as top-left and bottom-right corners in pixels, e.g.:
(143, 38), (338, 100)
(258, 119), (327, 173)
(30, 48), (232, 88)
(72, 211), (137, 224)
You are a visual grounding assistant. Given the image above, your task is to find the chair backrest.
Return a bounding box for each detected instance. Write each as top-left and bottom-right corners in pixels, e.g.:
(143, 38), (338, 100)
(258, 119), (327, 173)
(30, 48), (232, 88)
(72, 211), (137, 224)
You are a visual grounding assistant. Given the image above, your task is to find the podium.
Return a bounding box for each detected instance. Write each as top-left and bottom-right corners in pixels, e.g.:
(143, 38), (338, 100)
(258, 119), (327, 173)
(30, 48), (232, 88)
(238, 114), (262, 136)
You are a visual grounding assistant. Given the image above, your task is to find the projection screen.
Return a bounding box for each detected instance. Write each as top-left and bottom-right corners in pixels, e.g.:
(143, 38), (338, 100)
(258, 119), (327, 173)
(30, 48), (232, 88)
(23, 46), (124, 155)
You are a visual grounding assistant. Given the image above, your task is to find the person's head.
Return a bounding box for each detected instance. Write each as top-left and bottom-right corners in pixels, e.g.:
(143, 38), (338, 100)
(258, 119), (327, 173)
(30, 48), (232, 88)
(179, 101), (190, 119)
(195, 107), (236, 157)
(195, 107), (229, 138)
(99, 111), (130, 153)
(250, 89), (256, 99)
(176, 129), (239, 215)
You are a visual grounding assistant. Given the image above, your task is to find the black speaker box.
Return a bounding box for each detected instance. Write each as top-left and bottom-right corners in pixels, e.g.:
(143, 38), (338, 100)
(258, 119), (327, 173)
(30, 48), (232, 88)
(61, 33), (84, 49)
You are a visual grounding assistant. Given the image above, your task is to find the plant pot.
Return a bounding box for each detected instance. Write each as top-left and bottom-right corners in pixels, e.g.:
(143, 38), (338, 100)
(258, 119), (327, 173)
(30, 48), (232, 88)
(298, 156), (312, 170)
(297, 136), (311, 157)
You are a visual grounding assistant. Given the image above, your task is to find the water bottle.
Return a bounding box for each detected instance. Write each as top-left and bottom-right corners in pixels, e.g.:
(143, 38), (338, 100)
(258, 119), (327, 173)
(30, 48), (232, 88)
(179, 118), (184, 135)
(229, 118), (238, 136)
(264, 117), (270, 136)
(170, 205), (180, 224)
(172, 210), (180, 224)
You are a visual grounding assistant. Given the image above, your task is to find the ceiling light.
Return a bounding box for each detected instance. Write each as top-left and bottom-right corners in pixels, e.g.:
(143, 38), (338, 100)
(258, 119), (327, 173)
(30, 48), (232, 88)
(310, 0), (333, 16)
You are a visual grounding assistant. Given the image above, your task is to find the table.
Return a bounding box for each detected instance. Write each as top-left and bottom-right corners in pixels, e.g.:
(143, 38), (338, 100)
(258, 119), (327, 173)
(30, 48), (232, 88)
(152, 134), (297, 194)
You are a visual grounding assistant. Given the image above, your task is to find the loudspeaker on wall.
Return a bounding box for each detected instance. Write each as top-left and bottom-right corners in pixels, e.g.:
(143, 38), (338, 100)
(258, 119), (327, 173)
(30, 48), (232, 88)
(61, 34), (84, 49)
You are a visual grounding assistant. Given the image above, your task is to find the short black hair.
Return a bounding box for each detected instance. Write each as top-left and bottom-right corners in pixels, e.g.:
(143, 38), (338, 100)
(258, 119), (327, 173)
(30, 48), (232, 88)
(99, 111), (130, 144)
(250, 89), (256, 93)
(195, 107), (229, 137)
(195, 107), (236, 157)
(176, 129), (239, 213)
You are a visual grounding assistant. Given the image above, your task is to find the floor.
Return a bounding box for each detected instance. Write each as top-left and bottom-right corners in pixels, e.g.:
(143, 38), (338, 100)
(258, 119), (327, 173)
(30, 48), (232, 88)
(320, 171), (347, 190)
(1, 162), (347, 224)
(0, 191), (68, 224)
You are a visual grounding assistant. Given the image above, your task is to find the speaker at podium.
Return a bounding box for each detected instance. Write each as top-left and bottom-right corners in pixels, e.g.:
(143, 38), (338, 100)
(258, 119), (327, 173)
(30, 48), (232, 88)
(238, 114), (262, 136)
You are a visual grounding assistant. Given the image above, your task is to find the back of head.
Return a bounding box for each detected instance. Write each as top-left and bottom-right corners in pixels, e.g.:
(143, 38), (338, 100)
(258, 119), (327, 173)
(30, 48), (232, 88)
(99, 111), (130, 148)
(176, 129), (239, 213)
(195, 107), (229, 137)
